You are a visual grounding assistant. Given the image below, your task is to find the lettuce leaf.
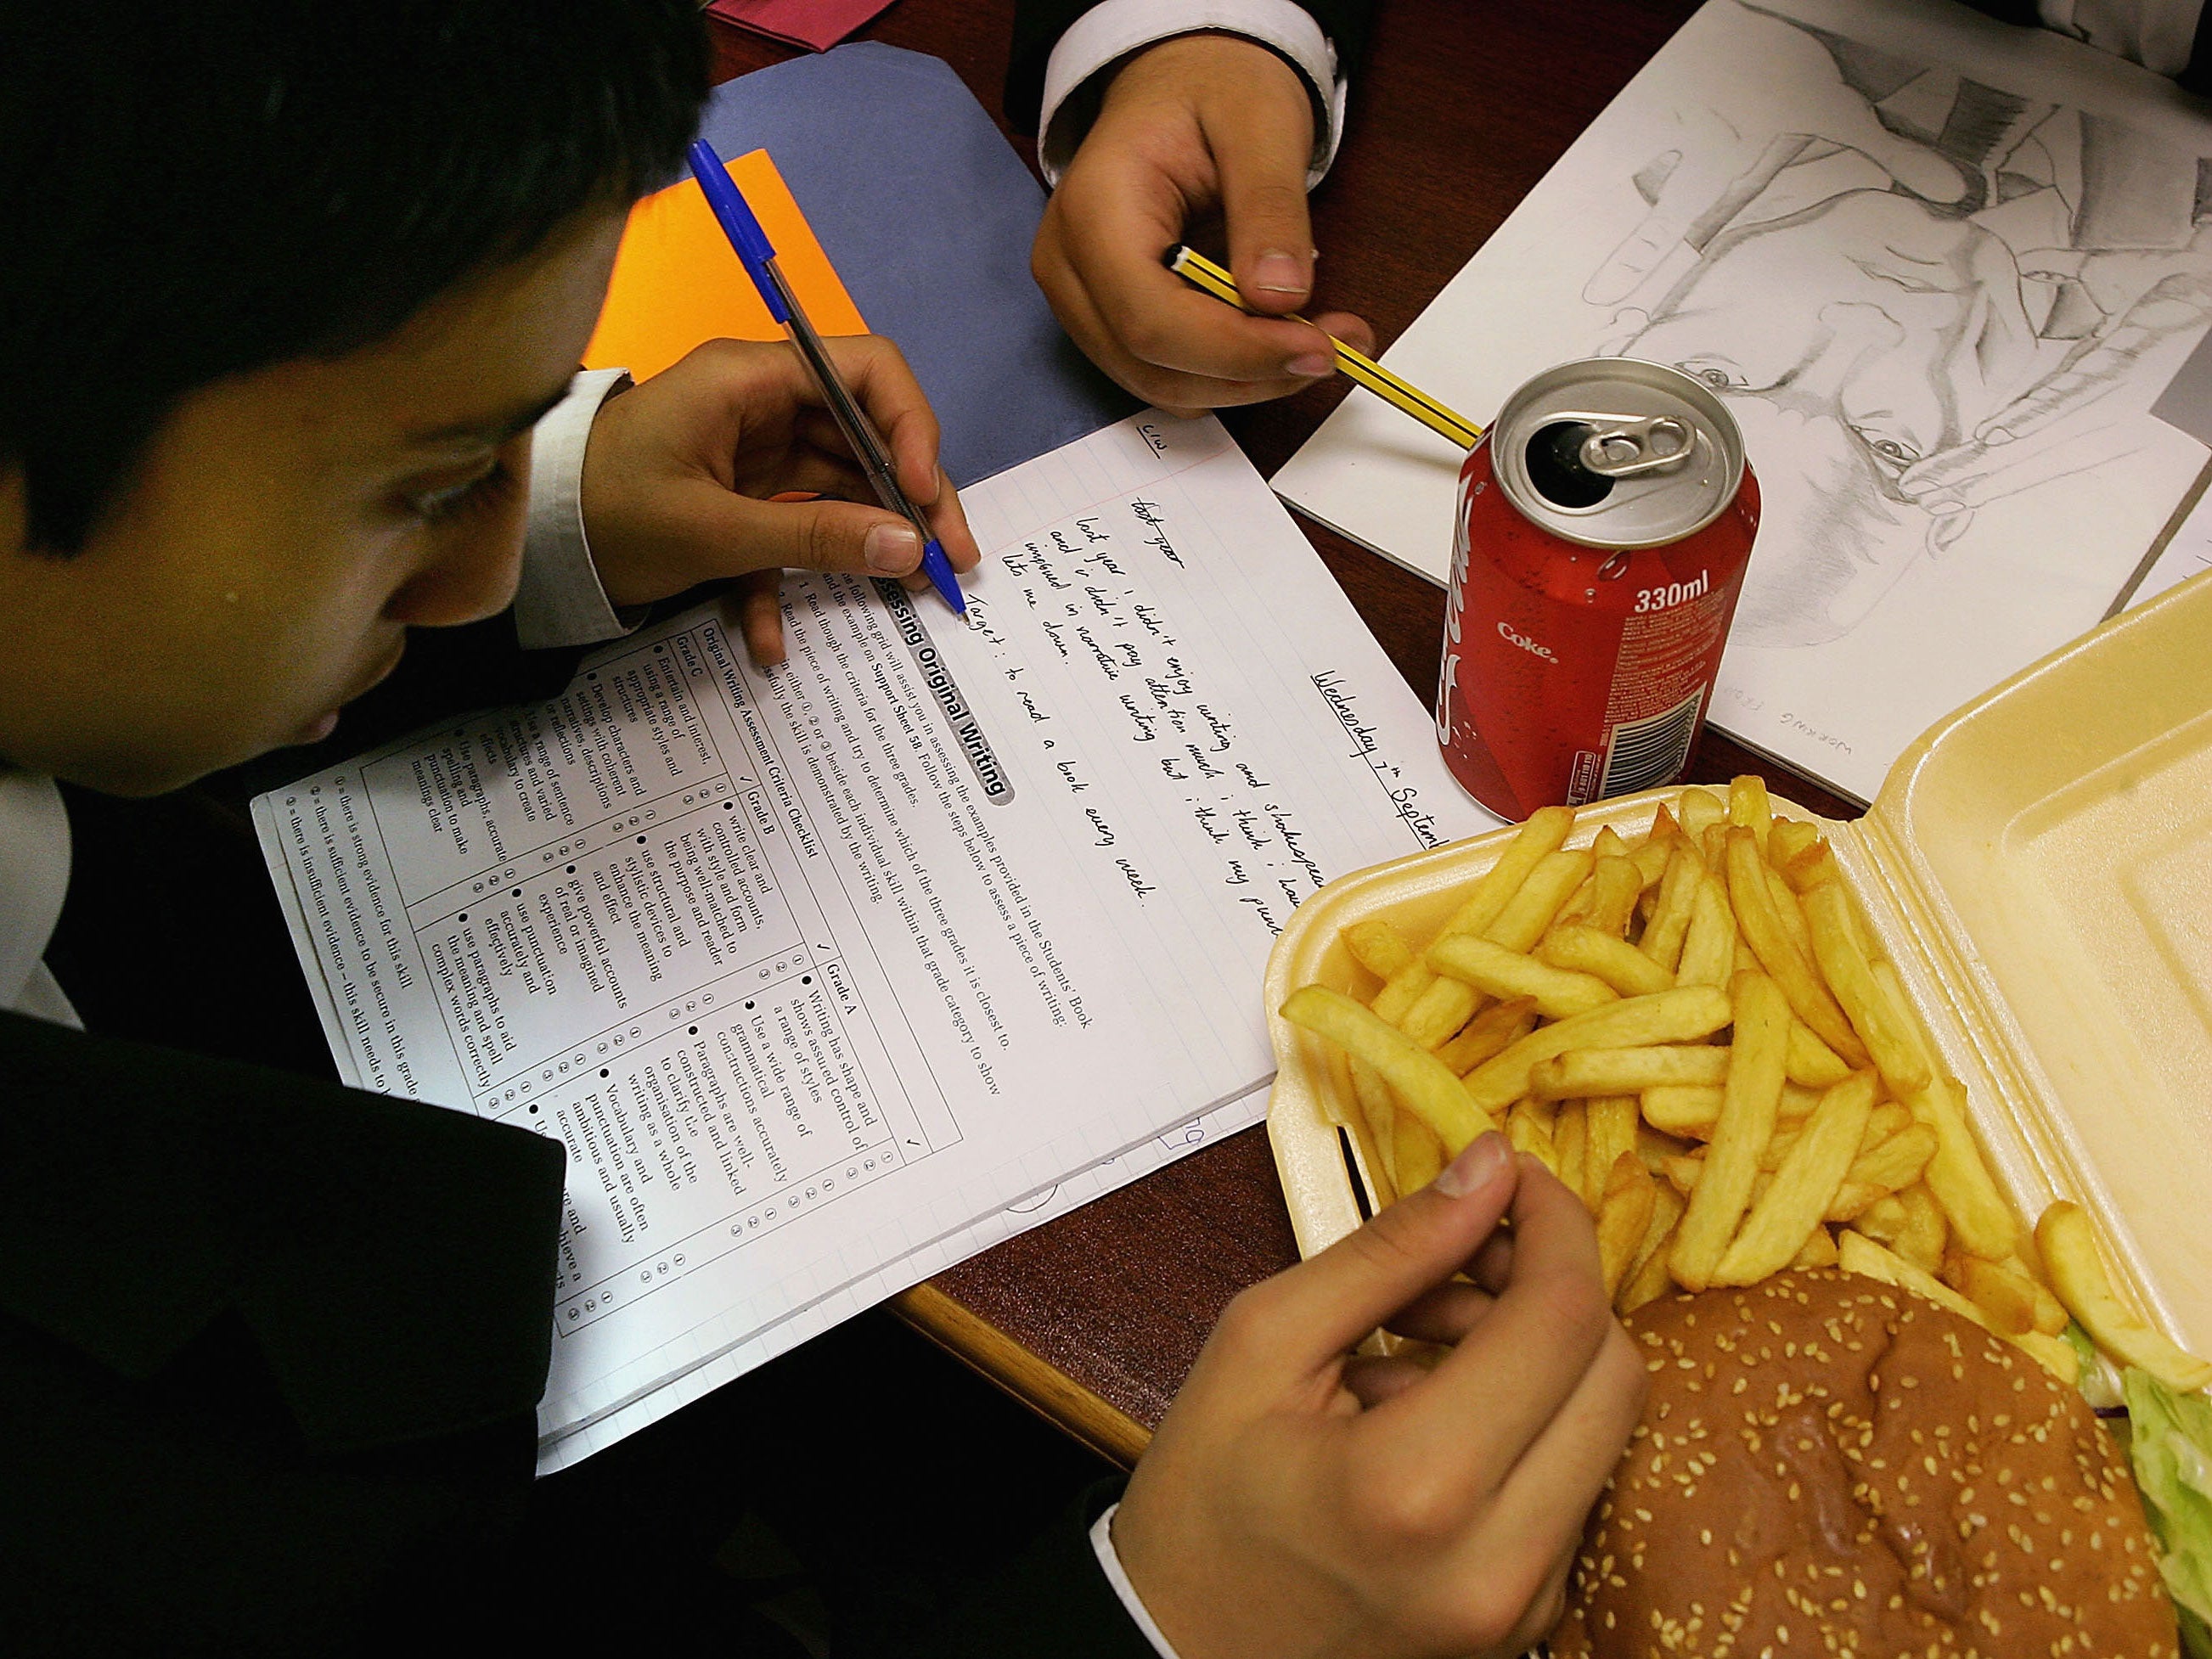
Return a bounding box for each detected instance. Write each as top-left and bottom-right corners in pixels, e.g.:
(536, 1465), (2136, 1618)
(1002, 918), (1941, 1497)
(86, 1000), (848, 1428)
(2125, 1366), (2212, 1658)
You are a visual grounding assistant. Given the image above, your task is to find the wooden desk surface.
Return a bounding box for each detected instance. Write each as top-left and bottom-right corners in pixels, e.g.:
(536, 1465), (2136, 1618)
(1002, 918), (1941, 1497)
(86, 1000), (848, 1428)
(707, 0), (1860, 1468)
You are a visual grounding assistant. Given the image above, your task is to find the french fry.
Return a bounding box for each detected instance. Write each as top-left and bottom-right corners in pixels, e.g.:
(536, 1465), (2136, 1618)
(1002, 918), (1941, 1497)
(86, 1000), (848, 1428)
(1551, 875), (1597, 933)
(1555, 1099), (1589, 1206)
(1393, 1111), (1444, 1196)
(1837, 1230), (2077, 1385)
(1801, 882), (1932, 1096)
(1596, 1153), (1658, 1297)
(1826, 1182), (1885, 1223)
(1618, 1181), (1688, 1313)
(1724, 829), (1867, 1064)
(1584, 1095), (1641, 1213)
(1627, 831), (1674, 891)
(1488, 848), (1595, 953)
(1903, 1075), (2018, 1262)
(1643, 1083), (1725, 1138)
(1889, 1184), (1950, 1275)
(1636, 1120), (1688, 1172)
(1590, 825), (1629, 862)
(1649, 1077), (1821, 1139)
(1638, 847), (1701, 974)
(1674, 874), (1736, 989)
(2037, 1201), (2212, 1392)
(1670, 972), (1790, 1291)
(1764, 863), (1815, 962)
(1727, 774), (1772, 854)
(1676, 786), (1726, 841)
(1538, 925), (1674, 998)
(1506, 1097), (1559, 1174)
(1780, 1080), (1826, 1120)
(1460, 986), (1735, 1116)
(1426, 934), (1618, 1020)
(1281, 987), (1500, 1153)
(1858, 1099), (1915, 1150)
(1433, 805), (1575, 941)
(1370, 955), (1436, 1027)
(1582, 856), (1645, 938)
(1342, 918), (1418, 983)
(1715, 1069), (1877, 1285)
(1781, 836), (1841, 895)
(1433, 996), (1539, 1075)
(1758, 1096), (1911, 1173)
(2001, 1247), (2071, 1336)
(1784, 1021), (1853, 1089)
(1860, 957), (2017, 1261)
(1791, 1225), (1839, 1269)
(1944, 1251), (2038, 1336)
(1347, 1059), (1399, 1192)
(1768, 817), (1819, 871)
(1399, 975), (1481, 1049)
(1841, 1122), (1935, 1196)
(1531, 1044), (1730, 1099)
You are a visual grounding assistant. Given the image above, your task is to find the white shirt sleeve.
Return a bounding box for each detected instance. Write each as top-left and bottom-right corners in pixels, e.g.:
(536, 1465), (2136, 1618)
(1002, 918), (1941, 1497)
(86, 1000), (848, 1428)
(1088, 1500), (1185, 1659)
(515, 366), (642, 651)
(1037, 0), (1348, 188)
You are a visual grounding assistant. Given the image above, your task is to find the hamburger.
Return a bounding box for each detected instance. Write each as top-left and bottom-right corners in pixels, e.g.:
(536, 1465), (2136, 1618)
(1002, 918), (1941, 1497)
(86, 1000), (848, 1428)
(1551, 1268), (2179, 1657)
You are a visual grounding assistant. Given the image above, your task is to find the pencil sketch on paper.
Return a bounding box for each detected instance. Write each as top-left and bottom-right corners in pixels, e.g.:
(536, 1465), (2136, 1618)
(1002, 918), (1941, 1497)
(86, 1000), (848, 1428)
(1582, 1), (2212, 647)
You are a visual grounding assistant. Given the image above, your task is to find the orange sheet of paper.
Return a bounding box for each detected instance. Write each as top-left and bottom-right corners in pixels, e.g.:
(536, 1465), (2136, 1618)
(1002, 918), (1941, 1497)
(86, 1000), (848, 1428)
(582, 149), (867, 380)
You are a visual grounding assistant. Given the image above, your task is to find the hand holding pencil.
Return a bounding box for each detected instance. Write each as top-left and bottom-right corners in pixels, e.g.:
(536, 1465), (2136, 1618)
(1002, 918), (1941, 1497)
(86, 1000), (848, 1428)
(1167, 246), (1481, 450)
(1030, 34), (1376, 413)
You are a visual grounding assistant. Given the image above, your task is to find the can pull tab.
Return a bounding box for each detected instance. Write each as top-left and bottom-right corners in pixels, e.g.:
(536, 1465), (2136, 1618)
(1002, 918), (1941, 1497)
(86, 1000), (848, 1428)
(1579, 415), (1694, 478)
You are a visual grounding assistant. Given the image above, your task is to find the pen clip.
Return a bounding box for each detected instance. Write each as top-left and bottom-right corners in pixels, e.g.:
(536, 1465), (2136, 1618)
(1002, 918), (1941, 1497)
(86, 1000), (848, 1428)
(685, 140), (788, 324)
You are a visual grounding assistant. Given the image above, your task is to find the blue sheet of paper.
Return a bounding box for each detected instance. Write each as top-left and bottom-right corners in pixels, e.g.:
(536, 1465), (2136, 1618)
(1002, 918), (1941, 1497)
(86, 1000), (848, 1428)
(695, 43), (1135, 488)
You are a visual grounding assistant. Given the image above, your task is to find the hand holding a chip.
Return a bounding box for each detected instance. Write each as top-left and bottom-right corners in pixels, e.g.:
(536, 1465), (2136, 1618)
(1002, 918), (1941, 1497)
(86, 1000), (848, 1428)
(1108, 1134), (1645, 1659)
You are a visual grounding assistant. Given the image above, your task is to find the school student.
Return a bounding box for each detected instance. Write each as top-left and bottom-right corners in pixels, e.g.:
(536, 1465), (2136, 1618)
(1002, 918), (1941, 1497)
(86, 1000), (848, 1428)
(0, 4), (1641, 1656)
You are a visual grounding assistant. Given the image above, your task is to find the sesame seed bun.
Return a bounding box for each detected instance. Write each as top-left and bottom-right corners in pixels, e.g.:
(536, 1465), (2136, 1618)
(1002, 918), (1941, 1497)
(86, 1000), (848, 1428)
(1550, 1268), (2178, 1658)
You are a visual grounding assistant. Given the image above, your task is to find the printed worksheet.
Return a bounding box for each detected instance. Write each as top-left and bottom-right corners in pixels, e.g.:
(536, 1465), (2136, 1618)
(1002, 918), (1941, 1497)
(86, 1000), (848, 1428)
(254, 412), (1497, 1459)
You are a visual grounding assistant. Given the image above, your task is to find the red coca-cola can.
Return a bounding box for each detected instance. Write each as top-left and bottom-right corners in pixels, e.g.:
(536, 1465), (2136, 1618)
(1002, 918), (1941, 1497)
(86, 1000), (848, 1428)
(1437, 358), (1759, 818)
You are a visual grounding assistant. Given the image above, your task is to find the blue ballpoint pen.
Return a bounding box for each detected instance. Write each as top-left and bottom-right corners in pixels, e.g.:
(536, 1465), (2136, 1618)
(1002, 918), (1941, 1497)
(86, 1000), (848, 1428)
(685, 140), (968, 621)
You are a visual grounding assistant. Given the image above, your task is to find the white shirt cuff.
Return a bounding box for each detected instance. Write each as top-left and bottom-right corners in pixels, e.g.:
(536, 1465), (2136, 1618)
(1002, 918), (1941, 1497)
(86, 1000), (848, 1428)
(1037, 0), (1348, 188)
(515, 366), (639, 650)
(1089, 1500), (1185, 1659)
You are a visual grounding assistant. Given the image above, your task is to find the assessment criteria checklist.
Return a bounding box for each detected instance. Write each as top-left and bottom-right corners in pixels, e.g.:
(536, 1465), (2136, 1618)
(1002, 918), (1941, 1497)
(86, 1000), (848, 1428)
(253, 413), (1498, 1456)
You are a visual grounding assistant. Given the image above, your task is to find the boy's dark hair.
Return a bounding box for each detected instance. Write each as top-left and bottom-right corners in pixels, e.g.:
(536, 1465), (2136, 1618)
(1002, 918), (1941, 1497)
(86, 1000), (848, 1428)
(0, 1), (709, 552)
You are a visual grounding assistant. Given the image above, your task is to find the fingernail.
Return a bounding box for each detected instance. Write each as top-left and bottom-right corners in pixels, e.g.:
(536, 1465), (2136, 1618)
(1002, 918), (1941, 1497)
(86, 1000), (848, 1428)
(1432, 1131), (1510, 1199)
(1286, 352), (1336, 378)
(1251, 251), (1308, 295)
(865, 524), (920, 573)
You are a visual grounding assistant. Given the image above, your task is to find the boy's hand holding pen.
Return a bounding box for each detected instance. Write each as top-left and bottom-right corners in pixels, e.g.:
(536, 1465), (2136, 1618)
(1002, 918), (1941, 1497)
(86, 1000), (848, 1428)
(578, 140), (982, 672)
(687, 140), (974, 625)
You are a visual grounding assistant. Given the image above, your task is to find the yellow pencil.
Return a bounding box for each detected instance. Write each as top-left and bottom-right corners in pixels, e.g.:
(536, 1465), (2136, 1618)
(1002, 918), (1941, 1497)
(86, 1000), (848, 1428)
(1166, 245), (1482, 450)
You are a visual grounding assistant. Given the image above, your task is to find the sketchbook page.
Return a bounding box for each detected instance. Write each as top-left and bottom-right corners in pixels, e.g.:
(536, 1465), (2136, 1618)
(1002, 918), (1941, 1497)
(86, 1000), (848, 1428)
(537, 1081), (1268, 1471)
(1275, 0), (2212, 802)
(252, 411), (1495, 1455)
(2126, 484), (2212, 608)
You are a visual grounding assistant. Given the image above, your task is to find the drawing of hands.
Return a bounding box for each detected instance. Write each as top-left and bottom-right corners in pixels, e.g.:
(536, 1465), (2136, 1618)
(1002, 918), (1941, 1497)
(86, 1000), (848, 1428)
(1586, 5), (1967, 306)
(1896, 269), (2212, 515)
